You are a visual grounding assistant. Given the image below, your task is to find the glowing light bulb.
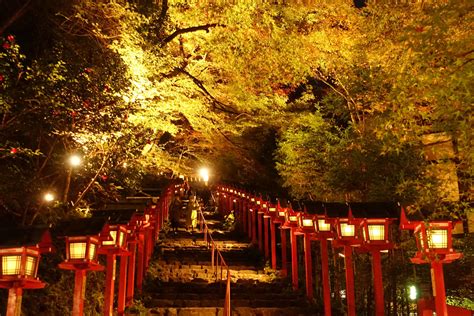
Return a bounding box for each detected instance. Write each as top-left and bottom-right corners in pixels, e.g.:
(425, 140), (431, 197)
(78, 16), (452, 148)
(68, 154), (81, 167)
(43, 193), (55, 202)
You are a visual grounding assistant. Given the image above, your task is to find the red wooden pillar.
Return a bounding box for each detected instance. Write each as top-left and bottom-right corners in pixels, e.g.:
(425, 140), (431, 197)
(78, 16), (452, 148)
(320, 239), (332, 316)
(303, 233), (313, 299)
(258, 213), (263, 252)
(136, 232), (145, 293)
(6, 287), (22, 316)
(117, 255), (128, 316)
(344, 245), (356, 316)
(290, 227), (298, 290)
(126, 243), (137, 306)
(247, 209), (253, 238)
(243, 203), (248, 234)
(431, 261), (448, 316)
(270, 221), (277, 270)
(372, 250), (384, 316)
(72, 270), (87, 316)
(264, 217), (270, 260)
(104, 254), (117, 316)
(280, 227), (288, 277)
(251, 211), (257, 245)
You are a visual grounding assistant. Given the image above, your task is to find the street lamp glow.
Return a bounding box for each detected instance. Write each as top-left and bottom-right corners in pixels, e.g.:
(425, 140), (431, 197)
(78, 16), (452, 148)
(199, 167), (210, 182)
(408, 285), (417, 300)
(68, 154), (82, 167)
(43, 192), (55, 202)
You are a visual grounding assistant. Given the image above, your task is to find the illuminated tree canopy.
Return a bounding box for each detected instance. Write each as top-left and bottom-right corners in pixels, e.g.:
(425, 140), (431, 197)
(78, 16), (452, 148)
(0, 0), (472, 223)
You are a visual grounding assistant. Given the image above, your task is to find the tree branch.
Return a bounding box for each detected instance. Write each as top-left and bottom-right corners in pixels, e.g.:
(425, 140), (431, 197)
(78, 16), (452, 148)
(161, 23), (224, 46)
(0, 0), (32, 35)
(179, 68), (240, 115)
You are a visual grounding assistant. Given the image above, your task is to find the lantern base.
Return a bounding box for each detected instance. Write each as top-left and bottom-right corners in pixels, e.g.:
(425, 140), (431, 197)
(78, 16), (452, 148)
(0, 278), (46, 289)
(59, 261), (104, 271)
(410, 252), (462, 264)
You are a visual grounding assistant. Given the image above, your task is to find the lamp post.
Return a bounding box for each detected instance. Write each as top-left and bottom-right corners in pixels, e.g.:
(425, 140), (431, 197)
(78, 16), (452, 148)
(105, 201), (151, 295)
(261, 201), (270, 259)
(249, 197), (258, 246)
(266, 202), (278, 270)
(92, 208), (137, 316)
(296, 213), (316, 300)
(56, 218), (109, 316)
(273, 202), (288, 277)
(99, 224), (129, 316)
(333, 213), (362, 316)
(360, 218), (394, 316)
(282, 208), (299, 290)
(256, 198), (264, 253)
(312, 215), (334, 316)
(0, 227), (52, 316)
(400, 209), (462, 316)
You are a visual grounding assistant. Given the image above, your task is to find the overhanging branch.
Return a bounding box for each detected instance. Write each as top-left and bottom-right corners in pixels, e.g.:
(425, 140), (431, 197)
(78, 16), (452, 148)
(179, 69), (240, 115)
(161, 23), (224, 46)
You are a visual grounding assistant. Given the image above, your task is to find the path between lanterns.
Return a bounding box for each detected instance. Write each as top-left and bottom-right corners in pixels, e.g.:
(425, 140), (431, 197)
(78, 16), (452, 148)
(131, 209), (320, 316)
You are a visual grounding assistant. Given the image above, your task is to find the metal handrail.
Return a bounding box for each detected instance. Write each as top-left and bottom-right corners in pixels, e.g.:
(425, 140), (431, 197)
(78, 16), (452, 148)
(199, 208), (231, 316)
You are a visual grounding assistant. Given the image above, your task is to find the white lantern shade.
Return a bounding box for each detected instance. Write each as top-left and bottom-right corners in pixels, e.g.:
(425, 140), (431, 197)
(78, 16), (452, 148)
(318, 219), (331, 232)
(302, 219), (313, 227)
(25, 256), (37, 277)
(428, 229), (448, 249)
(2, 255), (21, 275)
(367, 224), (385, 241)
(340, 223), (355, 237)
(69, 242), (87, 259)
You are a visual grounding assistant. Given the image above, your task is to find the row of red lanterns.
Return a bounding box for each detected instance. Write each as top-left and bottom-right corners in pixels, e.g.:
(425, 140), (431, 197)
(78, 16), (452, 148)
(216, 185), (462, 316)
(0, 184), (176, 316)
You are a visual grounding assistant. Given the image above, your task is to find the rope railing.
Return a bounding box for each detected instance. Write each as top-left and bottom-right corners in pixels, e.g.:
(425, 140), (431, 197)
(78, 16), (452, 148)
(198, 208), (231, 316)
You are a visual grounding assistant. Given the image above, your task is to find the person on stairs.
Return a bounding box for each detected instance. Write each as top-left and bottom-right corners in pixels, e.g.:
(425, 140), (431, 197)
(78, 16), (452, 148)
(169, 195), (182, 233)
(186, 194), (200, 232)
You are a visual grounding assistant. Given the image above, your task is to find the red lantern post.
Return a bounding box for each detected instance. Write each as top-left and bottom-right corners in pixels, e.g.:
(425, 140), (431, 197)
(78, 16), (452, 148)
(56, 218), (109, 316)
(401, 209), (462, 316)
(261, 201), (270, 260)
(332, 209), (362, 316)
(313, 215), (334, 316)
(359, 217), (394, 316)
(0, 227), (53, 316)
(296, 213), (316, 300)
(273, 202), (288, 277)
(282, 208), (299, 290)
(266, 202), (278, 270)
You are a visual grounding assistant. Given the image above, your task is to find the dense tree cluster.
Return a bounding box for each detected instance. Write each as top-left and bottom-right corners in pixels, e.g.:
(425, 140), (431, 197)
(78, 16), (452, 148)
(0, 0), (472, 312)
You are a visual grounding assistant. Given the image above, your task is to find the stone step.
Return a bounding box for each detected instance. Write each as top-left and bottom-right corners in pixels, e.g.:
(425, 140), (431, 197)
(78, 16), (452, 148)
(130, 306), (319, 316)
(145, 297), (310, 309)
(142, 292), (302, 301)
(153, 262), (266, 271)
(149, 265), (276, 280)
(144, 280), (294, 295)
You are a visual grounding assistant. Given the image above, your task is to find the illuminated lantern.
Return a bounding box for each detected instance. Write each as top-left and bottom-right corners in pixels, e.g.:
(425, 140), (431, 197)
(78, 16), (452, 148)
(0, 227), (52, 316)
(93, 208), (136, 316)
(296, 212), (316, 299)
(312, 213), (334, 316)
(57, 218), (109, 316)
(281, 206), (300, 290)
(356, 203), (396, 316)
(297, 213), (316, 233)
(326, 203), (360, 316)
(105, 202), (151, 296)
(401, 208), (462, 316)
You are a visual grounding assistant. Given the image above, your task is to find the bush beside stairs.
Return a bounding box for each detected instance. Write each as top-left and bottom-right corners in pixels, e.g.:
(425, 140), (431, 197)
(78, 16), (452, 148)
(129, 210), (320, 316)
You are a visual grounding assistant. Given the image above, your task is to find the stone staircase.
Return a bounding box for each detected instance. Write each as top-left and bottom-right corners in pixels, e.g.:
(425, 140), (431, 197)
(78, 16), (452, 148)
(132, 211), (319, 315)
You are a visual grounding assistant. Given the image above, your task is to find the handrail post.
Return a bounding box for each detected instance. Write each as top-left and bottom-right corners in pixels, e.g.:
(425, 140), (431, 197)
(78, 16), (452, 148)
(211, 243), (215, 270)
